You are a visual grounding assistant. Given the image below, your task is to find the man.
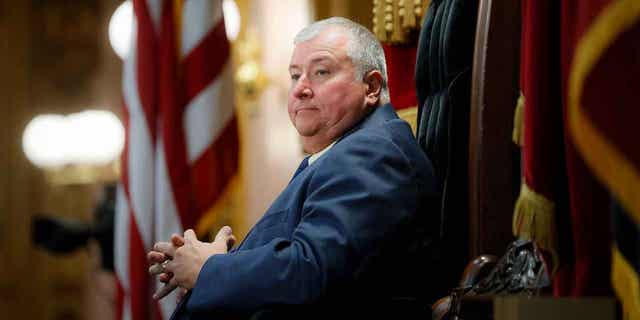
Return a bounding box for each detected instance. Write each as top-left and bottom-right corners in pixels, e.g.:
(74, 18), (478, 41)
(149, 17), (439, 319)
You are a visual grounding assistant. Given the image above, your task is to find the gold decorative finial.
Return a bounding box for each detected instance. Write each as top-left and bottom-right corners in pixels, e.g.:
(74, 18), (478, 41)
(372, 0), (431, 44)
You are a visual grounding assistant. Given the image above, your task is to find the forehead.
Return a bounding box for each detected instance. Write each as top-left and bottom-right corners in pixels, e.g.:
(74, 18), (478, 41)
(290, 27), (351, 66)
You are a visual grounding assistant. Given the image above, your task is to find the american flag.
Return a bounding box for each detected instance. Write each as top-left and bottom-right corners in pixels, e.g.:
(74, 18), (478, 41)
(114, 1), (238, 319)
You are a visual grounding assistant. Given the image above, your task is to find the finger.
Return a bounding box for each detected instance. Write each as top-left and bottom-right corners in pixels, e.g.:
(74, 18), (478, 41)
(153, 242), (176, 258)
(227, 234), (236, 250)
(148, 251), (167, 264)
(214, 226), (232, 243)
(163, 260), (173, 273)
(184, 229), (198, 242)
(153, 279), (178, 300)
(171, 233), (185, 247)
(159, 272), (173, 283)
(149, 263), (164, 275)
(176, 288), (188, 302)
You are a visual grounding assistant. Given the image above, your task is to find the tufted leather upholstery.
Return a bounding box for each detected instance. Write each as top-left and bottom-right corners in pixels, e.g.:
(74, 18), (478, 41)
(415, 0), (479, 294)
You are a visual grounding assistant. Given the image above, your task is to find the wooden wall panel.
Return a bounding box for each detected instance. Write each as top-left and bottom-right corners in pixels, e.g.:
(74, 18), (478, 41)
(0, 2), (46, 319)
(0, 1), (121, 319)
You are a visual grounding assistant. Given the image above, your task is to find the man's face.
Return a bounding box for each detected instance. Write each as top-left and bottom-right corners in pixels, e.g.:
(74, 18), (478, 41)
(287, 28), (370, 147)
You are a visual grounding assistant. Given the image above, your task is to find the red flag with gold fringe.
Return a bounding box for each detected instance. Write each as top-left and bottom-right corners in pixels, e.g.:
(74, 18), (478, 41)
(512, 0), (566, 272)
(513, 0), (615, 298)
(555, 0), (614, 298)
(566, 0), (640, 317)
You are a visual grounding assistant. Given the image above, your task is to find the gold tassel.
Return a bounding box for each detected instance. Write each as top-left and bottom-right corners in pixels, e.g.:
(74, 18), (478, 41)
(512, 92), (525, 147)
(512, 182), (558, 272)
(372, 0), (429, 44)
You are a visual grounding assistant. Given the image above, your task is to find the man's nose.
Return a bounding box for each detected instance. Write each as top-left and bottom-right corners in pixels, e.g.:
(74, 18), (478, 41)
(292, 77), (313, 99)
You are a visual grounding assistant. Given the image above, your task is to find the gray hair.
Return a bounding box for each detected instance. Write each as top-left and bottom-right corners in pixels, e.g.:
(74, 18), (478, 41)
(294, 17), (390, 105)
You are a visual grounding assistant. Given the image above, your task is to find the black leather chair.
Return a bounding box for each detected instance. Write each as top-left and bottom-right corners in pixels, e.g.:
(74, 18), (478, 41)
(415, 0), (480, 297)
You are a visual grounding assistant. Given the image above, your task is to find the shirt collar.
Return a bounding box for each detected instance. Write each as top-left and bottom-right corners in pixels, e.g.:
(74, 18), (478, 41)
(308, 140), (336, 165)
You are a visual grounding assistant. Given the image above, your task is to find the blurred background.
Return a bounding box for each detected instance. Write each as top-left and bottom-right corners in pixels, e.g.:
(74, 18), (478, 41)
(0, 1), (372, 319)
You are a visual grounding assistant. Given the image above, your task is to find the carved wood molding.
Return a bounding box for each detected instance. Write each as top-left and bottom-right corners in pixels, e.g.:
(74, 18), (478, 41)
(372, 0), (430, 44)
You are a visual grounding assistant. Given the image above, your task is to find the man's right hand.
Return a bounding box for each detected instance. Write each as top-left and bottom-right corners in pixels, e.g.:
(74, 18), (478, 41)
(148, 233), (185, 299)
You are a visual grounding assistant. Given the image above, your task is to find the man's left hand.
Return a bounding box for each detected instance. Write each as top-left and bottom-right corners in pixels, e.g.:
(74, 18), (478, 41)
(163, 227), (236, 291)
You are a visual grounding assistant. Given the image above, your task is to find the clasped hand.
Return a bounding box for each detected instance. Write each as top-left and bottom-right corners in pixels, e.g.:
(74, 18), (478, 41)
(148, 226), (236, 300)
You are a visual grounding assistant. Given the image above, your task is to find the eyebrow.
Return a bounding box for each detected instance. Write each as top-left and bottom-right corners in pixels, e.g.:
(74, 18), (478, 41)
(310, 57), (333, 64)
(289, 56), (335, 72)
(289, 65), (301, 72)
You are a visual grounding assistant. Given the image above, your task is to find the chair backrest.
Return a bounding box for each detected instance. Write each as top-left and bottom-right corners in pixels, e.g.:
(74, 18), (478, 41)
(468, 0), (521, 258)
(415, 0), (480, 292)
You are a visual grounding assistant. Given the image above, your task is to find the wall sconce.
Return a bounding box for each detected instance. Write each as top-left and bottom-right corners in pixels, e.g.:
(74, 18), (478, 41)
(234, 30), (268, 104)
(22, 110), (124, 184)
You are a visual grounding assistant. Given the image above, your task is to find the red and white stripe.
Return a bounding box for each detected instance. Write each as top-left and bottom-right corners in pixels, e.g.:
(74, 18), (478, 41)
(115, 1), (238, 319)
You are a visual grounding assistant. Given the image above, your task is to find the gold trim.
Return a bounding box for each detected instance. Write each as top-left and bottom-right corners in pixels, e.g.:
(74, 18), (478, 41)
(397, 105), (418, 136)
(512, 182), (557, 271)
(372, 0), (430, 44)
(568, 0), (640, 226)
(196, 173), (244, 238)
(568, 2), (640, 318)
(612, 246), (640, 320)
(512, 92), (525, 147)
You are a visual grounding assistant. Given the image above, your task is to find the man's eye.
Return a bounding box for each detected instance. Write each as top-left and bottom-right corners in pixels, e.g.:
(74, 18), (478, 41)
(315, 69), (329, 76)
(291, 74), (300, 81)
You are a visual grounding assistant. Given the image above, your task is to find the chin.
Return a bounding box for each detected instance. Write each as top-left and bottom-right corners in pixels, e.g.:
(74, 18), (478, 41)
(295, 126), (318, 137)
(293, 120), (321, 136)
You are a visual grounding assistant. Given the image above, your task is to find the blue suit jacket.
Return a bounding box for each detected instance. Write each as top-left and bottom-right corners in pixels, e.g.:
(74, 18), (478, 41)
(171, 104), (439, 319)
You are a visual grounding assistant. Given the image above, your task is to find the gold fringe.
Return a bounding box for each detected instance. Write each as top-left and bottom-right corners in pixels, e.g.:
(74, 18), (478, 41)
(612, 246), (640, 320)
(512, 182), (558, 272)
(397, 106), (418, 137)
(512, 92), (525, 147)
(372, 0), (430, 44)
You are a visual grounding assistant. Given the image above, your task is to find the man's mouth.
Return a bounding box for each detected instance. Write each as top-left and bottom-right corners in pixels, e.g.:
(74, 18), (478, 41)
(296, 106), (317, 113)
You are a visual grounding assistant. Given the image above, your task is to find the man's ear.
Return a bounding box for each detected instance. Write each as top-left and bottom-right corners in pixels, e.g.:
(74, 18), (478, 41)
(363, 70), (383, 106)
